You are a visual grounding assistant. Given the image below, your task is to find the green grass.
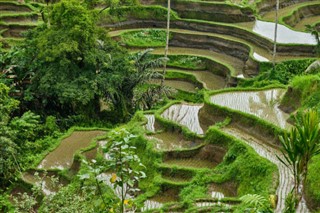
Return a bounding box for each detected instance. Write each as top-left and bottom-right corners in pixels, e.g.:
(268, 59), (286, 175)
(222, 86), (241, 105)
(178, 126), (277, 208)
(166, 70), (204, 88)
(120, 29), (168, 47)
(167, 55), (206, 70)
(99, 5), (179, 24)
(306, 154), (320, 211)
(281, 74), (320, 113)
(239, 59), (316, 88)
(151, 54), (206, 70)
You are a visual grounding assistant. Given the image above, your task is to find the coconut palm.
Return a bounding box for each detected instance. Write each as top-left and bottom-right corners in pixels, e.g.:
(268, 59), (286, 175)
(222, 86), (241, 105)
(161, 0), (171, 87)
(278, 109), (320, 207)
(130, 49), (172, 110)
(272, 0), (279, 72)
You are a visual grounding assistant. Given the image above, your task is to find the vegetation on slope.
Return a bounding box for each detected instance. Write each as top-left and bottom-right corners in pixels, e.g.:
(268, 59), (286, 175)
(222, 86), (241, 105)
(1, 0), (320, 212)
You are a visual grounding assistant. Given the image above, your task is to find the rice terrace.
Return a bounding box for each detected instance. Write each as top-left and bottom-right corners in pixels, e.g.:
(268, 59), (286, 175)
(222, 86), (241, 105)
(0, 0), (320, 212)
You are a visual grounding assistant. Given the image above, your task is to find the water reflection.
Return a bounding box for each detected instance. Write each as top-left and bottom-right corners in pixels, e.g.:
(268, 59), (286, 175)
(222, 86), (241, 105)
(161, 104), (204, 134)
(210, 89), (290, 129)
(253, 20), (317, 45)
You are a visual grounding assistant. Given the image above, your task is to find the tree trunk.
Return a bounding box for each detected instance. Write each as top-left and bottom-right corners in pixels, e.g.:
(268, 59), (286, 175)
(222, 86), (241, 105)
(272, 0), (279, 72)
(160, 0), (171, 87)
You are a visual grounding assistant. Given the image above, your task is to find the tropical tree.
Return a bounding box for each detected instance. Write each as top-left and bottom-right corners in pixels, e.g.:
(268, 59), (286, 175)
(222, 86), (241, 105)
(104, 129), (146, 213)
(278, 109), (320, 207)
(80, 129), (146, 212)
(272, 0), (279, 72)
(8, 0), (166, 122)
(0, 83), (20, 187)
(130, 49), (167, 110)
(7, 0), (134, 120)
(0, 83), (49, 188)
(161, 0), (171, 87)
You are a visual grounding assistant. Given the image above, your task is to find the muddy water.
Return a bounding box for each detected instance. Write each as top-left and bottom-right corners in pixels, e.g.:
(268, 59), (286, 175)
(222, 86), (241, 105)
(82, 148), (97, 161)
(253, 20), (317, 45)
(140, 189), (179, 211)
(184, 70), (226, 90)
(22, 171), (65, 195)
(144, 114), (156, 132)
(222, 126), (309, 213)
(253, 52), (269, 62)
(150, 79), (198, 93)
(98, 173), (132, 199)
(294, 16), (320, 31)
(148, 131), (201, 151)
(141, 200), (163, 212)
(161, 104), (204, 134)
(208, 183), (236, 198)
(153, 189), (179, 203)
(38, 131), (105, 170)
(162, 174), (192, 183)
(210, 89), (290, 129)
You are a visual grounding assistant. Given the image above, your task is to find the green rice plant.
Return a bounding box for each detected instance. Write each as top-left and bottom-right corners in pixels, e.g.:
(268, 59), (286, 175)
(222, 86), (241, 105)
(121, 29), (168, 47)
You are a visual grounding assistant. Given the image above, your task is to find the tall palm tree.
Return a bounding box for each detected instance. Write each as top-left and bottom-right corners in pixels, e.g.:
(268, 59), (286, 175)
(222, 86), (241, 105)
(161, 0), (171, 87)
(272, 0), (279, 72)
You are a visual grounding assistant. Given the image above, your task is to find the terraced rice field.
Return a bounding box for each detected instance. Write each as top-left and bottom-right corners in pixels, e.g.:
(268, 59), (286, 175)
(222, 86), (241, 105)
(10, 0), (319, 211)
(161, 103), (205, 135)
(163, 158), (217, 169)
(149, 78), (198, 93)
(158, 94), (308, 212)
(148, 131), (201, 150)
(210, 89), (291, 129)
(0, 1), (40, 47)
(38, 131), (105, 170)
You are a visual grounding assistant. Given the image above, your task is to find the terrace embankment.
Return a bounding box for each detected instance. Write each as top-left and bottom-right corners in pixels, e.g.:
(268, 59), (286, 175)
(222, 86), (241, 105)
(283, 3), (320, 31)
(140, 0), (255, 23)
(104, 19), (317, 58)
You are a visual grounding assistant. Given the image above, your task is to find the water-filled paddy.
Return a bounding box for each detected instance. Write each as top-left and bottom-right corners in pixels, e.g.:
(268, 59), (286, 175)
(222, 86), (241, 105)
(22, 170), (67, 195)
(161, 104), (204, 134)
(149, 131), (201, 151)
(210, 89), (290, 129)
(150, 79), (198, 93)
(253, 52), (269, 62)
(145, 114), (156, 132)
(184, 70), (226, 90)
(253, 20), (317, 45)
(38, 131), (105, 170)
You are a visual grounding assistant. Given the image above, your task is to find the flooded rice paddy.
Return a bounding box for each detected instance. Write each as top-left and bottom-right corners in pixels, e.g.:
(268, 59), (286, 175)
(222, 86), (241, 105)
(149, 131), (201, 151)
(210, 89), (291, 129)
(38, 131), (105, 170)
(161, 104), (204, 135)
(253, 52), (269, 62)
(253, 20), (317, 45)
(22, 171), (67, 195)
(144, 114), (156, 132)
(183, 70), (226, 90)
(222, 126), (309, 213)
(150, 79), (198, 93)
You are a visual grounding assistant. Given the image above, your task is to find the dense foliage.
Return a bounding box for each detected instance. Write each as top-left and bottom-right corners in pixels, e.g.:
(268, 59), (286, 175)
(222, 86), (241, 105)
(1, 0), (320, 212)
(1, 0), (167, 123)
(0, 83), (59, 188)
(239, 59), (316, 88)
